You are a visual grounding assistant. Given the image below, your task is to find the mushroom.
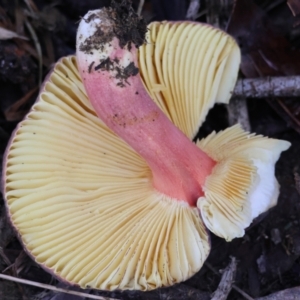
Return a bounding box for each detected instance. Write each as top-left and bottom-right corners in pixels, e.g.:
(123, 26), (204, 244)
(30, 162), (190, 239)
(2, 1), (290, 292)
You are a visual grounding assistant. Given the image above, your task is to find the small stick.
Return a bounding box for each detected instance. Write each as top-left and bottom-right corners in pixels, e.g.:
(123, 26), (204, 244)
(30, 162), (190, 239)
(211, 257), (237, 300)
(227, 96), (251, 131)
(255, 286), (300, 300)
(205, 262), (255, 300)
(0, 247), (12, 266)
(233, 76), (300, 98)
(228, 75), (300, 131)
(0, 273), (118, 300)
(186, 0), (200, 20)
(137, 0), (145, 16)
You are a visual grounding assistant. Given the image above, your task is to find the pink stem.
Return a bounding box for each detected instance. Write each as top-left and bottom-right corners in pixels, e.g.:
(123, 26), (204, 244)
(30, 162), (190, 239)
(76, 10), (216, 206)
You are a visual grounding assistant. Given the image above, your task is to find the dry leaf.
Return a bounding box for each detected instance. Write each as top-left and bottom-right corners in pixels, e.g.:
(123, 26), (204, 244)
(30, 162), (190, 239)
(0, 27), (28, 40)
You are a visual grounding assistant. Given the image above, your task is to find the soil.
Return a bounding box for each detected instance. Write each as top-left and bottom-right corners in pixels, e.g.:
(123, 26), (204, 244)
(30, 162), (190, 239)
(79, 0), (147, 53)
(0, 0), (300, 300)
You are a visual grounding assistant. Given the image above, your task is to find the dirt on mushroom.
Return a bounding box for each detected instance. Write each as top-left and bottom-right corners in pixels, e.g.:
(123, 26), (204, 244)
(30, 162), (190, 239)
(79, 0), (147, 53)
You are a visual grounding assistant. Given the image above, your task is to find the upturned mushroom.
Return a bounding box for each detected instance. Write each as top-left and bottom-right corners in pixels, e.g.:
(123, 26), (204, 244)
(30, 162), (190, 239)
(2, 1), (290, 292)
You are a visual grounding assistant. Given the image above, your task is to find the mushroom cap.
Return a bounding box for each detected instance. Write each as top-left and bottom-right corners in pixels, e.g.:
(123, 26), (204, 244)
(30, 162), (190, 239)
(2, 22), (242, 290)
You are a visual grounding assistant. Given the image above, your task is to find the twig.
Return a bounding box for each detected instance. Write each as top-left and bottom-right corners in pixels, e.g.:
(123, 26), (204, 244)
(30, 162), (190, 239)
(228, 75), (300, 128)
(211, 257), (237, 300)
(233, 76), (300, 98)
(137, 0), (145, 16)
(287, 0), (300, 16)
(22, 0), (38, 13)
(0, 273), (118, 300)
(205, 262), (254, 300)
(0, 249), (28, 300)
(0, 247), (12, 267)
(24, 19), (42, 87)
(186, 0), (201, 20)
(227, 96), (251, 131)
(255, 286), (300, 300)
(195, 8), (208, 19)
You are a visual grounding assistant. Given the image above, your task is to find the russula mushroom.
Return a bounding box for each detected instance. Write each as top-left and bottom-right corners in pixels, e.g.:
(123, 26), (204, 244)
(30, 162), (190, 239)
(2, 1), (290, 292)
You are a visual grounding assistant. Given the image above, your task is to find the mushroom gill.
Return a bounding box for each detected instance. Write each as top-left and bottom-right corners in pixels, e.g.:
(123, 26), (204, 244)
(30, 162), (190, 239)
(139, 21), (240, 139)
(3, 55), (210, 291)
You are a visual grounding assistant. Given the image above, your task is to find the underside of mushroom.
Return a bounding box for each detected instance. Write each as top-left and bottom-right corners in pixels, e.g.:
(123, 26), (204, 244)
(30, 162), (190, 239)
(2, 1), (290, 292)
